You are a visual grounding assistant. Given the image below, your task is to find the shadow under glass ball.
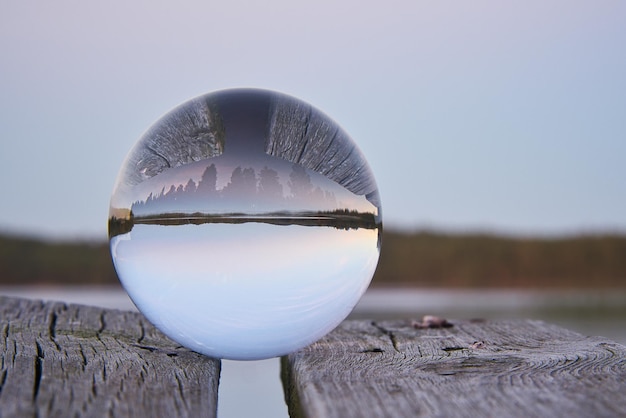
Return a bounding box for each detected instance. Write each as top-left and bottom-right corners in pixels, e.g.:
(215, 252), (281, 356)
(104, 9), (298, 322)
(109, 88), (382, 360)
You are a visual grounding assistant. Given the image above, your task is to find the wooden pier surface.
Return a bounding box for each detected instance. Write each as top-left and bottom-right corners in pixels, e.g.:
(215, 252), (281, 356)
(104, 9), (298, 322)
(2, 295), (625, 417)
(0, 296), (220, 418)
(282, 318), (626, 418)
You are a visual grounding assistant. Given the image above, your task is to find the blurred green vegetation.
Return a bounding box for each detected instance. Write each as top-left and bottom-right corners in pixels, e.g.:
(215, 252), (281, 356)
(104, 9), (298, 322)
(1, 230), (625, 288)
(0, 234), (116, 285)
(375, 230), (626, 288)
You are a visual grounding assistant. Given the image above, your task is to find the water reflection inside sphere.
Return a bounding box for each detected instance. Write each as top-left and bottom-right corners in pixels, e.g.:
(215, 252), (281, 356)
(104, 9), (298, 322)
(109, 89), (381, 360)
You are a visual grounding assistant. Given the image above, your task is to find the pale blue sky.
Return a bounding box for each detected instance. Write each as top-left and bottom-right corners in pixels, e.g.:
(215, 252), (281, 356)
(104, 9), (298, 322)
(1, 1), (625, 239)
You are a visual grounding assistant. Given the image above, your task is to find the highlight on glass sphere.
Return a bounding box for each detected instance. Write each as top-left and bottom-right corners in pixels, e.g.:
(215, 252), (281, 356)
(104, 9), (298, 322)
(108, 88), (382, 360)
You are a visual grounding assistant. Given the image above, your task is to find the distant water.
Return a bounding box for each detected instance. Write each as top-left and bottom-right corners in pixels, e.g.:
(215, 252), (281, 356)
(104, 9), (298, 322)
(2, 286), (625, 418)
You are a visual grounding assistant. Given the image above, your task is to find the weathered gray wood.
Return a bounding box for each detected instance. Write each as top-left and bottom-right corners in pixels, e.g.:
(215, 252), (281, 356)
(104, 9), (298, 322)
(0, 296), (220, 418)
(282, 319), (626, 418)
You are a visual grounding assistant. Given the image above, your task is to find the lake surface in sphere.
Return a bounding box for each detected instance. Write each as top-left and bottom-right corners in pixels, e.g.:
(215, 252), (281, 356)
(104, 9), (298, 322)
(109, 89), (382, 360)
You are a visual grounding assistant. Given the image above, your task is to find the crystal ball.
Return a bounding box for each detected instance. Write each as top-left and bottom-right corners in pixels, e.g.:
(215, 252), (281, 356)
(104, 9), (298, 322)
(109, 88), (382, 360)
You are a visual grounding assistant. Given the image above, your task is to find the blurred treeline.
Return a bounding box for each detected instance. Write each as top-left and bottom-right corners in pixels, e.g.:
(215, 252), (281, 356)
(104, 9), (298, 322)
(377, 231), (626, 288)
(1, 231), (625, 288)
(0, 234), (115, 285)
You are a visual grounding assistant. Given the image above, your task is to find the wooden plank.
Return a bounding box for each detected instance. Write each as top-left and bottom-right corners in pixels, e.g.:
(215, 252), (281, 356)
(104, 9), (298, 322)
(0, 296), (220, 418)
(282, 319), (626, 418)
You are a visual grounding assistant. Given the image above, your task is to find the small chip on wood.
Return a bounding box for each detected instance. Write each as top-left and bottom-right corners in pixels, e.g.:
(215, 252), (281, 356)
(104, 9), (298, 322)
(412, 315), (453, 329)
(469, 341), (486, 349)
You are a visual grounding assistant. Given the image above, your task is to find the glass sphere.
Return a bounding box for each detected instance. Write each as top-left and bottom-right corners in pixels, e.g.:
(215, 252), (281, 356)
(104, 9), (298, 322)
(109, 88), (382, 360)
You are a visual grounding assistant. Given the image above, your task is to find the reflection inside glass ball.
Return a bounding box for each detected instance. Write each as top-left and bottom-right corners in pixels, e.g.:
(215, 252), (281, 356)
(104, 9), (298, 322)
(109, 89), (382, 360)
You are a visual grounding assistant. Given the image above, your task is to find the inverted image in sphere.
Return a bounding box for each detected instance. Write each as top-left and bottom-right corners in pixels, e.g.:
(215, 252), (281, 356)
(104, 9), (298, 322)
(109, 88), (382, 360)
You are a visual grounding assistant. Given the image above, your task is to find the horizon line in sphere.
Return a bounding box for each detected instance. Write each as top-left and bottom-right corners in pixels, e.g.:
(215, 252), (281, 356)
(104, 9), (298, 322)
(3, 221), (626, 243)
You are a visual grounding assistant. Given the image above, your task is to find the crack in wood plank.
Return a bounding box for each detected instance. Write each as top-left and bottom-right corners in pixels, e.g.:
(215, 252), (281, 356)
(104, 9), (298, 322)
(371, 321), (401, 354)
(33, 341), (43, 401)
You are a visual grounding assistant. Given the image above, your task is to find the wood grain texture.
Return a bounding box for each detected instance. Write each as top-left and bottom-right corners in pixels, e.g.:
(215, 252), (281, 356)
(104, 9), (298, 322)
(266, 95), (378, 199)
(0, 296), (220, 418)
(282, 319), (626, 418)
